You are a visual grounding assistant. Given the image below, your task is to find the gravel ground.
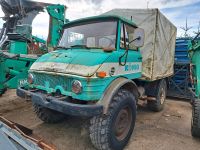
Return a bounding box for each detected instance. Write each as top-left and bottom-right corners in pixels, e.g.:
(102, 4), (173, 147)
(0, 89), (200, 150)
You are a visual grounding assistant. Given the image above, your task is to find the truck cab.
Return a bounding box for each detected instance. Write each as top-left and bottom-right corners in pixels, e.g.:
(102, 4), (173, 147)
(24, 16), (143, 101)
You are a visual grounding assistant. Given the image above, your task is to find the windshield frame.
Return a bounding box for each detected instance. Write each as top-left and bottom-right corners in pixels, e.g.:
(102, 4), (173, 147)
(58, 18), (119, 50)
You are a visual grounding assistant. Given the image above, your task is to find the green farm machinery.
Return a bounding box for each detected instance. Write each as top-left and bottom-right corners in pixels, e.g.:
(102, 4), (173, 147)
(188, 33), (200, 137)
(0, 0), (67, 95)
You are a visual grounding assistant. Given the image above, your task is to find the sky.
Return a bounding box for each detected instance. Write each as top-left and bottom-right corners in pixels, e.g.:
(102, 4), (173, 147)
(0, 0), (199, 39)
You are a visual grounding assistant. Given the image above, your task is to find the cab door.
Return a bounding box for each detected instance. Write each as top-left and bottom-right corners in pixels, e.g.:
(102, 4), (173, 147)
(118, 22), (142, 78)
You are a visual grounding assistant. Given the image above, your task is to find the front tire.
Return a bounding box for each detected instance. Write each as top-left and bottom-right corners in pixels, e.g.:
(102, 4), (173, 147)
(147, 79), (167, 112)
(191, 100), (200, 137)
(33, 104), (66, 123)
(89, 89), (136, 150)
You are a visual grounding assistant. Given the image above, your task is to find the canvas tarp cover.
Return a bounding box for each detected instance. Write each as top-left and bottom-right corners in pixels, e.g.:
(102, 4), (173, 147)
(104, 9), (177, 81)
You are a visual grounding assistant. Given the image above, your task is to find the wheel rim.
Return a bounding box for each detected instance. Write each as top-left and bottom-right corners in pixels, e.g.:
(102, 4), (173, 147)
(160, 88), (166, 104)
(114, 106), (132, 141)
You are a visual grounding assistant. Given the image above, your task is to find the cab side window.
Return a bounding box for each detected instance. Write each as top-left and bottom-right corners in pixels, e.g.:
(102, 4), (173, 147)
(120, 23), (137, 50)
(120, 24), (128, 49)
(125, 24), (137, 50)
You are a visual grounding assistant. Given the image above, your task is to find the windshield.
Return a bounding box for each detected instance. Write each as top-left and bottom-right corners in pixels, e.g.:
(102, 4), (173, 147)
(58, 21), (117, 49)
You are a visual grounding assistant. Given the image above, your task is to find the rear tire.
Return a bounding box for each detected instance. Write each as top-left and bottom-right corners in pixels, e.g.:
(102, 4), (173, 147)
(191, 100), (200, 137)
(89, 89), (136, 150)
(33, 104), (66, 123)
(147, 79), (167, 112)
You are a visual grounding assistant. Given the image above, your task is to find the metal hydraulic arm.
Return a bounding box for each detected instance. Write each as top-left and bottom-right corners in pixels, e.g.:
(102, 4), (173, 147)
(46, 4), (68, 50)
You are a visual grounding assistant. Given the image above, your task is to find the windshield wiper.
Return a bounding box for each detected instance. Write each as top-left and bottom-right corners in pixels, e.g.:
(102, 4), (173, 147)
(56, 46), (69, 50)
(70, 44), (90, 49)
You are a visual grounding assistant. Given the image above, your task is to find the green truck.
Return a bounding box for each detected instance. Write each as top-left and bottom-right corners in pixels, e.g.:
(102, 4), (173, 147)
(17, 9), (176, 150)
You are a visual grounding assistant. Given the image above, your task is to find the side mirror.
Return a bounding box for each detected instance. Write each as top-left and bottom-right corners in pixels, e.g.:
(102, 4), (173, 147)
(132, 28), (145, 47)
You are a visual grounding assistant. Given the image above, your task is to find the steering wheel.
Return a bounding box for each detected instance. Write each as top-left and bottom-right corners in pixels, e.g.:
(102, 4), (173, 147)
(99, 37), (114, 47)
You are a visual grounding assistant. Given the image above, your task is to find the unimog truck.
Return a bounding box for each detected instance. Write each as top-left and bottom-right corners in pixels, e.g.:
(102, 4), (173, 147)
(17, 9), (176, 150)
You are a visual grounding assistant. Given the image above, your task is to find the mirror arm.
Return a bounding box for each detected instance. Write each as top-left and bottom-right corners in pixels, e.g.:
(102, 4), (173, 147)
(119, 49), (128, 66)
(128, 36), (141, 45)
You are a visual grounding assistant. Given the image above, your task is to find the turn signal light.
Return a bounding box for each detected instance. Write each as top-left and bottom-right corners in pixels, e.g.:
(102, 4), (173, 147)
(96, 71), (107, 78)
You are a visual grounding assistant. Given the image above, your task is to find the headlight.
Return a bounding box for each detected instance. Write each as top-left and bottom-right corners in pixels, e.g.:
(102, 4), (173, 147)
(28, 73), (34, 84)
(72, 80), (82, 94)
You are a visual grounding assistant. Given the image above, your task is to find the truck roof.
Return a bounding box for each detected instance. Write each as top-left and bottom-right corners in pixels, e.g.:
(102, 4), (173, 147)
(63, 15), (138, 28)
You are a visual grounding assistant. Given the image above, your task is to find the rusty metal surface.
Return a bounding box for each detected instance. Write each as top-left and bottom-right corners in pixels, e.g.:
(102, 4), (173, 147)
(0, 116), (56, 150)
(139, 96), (157, 101)
(114, 106), (132, 141)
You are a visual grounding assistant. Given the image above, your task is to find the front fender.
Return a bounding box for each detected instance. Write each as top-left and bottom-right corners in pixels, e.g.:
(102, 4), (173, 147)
(98, 77), (138, 114)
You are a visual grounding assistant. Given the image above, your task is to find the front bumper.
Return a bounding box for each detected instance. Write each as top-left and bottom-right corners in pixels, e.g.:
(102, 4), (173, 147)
(17, 87), (103, 117)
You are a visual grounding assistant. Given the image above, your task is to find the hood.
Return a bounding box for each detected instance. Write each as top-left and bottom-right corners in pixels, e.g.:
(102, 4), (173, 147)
(30, 49), (111, 77)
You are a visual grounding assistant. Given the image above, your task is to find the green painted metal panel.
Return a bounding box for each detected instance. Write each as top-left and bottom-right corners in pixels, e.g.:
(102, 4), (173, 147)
(30, 72), (141, 101)
(63, 15), (137, 29)
(46, 4), (67, 48)
(35, 49), (112, 65)
(10, 41), (28, 54)
(188, 38), (200, 98)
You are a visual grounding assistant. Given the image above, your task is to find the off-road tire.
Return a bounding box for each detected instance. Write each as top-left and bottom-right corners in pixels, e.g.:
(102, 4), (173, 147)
(147, 79), (167, 112)
(33, 103), (66, 123)
(191, 100), (200, 137)
(89, 89), (136, 150)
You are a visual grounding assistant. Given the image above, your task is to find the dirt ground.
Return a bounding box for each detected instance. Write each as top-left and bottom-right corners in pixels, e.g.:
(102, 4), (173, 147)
(0, 89), (200, 150)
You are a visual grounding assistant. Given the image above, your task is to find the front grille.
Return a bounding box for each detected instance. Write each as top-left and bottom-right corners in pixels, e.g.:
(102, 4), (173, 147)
(33, 73), (73, 91)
